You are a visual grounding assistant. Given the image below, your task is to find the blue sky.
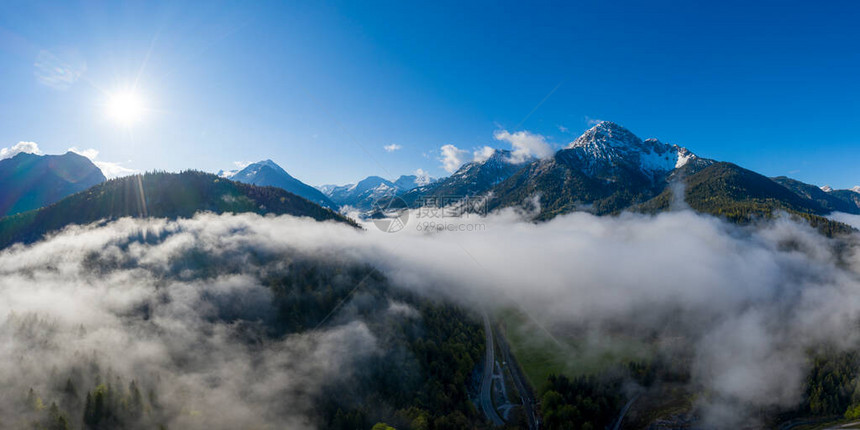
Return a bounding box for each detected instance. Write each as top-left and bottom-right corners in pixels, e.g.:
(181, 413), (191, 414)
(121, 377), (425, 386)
(0, 0), (858, 187)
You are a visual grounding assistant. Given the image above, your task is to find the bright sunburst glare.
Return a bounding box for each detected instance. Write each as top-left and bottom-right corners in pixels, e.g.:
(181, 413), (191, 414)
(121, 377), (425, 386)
(106, 91), (145, 125)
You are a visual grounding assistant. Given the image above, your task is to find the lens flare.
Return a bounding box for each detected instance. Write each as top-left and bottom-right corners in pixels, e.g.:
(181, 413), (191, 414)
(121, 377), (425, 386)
(106, 91), (144, 125)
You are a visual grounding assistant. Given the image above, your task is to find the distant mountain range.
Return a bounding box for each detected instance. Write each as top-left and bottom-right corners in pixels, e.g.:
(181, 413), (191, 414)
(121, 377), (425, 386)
(371, 122), (857, 230)
(333, 121), (855, 236)
(771, 176), (860, 214)
(638, 161), (856, 235)
(0, 151), (105, 217)
(319, 173), (434, 210)
(391, 149), (527, 209)
(0, 171), (352, 249)
(1, 121), (858, 247)
(484, 122), (860, 235)
(220, 160), (337, 209)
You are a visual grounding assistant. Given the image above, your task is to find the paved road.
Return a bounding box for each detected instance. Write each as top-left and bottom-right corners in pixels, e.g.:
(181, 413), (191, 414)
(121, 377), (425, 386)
(496, 322), (539, 430)
(480, 312), (504, 426)
(778, 417), (839, 430)
(611, 393), (641, 430)
(820, 421), (860, 429)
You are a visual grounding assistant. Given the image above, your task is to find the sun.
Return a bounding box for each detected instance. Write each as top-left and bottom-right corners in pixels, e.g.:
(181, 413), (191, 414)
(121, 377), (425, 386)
(106, 91), (145, 125)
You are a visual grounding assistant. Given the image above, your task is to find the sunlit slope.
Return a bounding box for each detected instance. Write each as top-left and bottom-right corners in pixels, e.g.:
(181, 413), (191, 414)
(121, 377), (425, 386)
(0, 170), (354, 248)
(641, 162), (857, 236)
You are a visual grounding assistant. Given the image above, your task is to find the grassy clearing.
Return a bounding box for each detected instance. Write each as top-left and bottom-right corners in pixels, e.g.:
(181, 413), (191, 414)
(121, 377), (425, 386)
(496, 307), (653, 393)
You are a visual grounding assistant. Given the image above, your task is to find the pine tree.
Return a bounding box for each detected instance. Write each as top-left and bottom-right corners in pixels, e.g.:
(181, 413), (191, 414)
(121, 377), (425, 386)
(63, 378), (77, 399)
(128, 380), (143, 420)
(83, 392), (94, 427)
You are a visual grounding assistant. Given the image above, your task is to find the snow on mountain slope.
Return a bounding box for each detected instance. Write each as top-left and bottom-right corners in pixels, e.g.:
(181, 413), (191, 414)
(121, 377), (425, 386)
(566, 121), (700, 178)
(349, 176), (391, 194)
(316, 184), (340, 195)
(223, 160), (337, 209)
(448, 149), (529, 185)
(322, 174), (436, 210)
(217, 169), (238, 179)
(393, 173), (433, 191)
(393, 149), (528, 208)
(230, 160), (282, 183)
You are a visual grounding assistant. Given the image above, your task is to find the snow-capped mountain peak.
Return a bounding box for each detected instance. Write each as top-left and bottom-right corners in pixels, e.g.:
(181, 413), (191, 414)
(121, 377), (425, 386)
(394, 172), (434, 190)
(259, 159), (282, 171)
(451, 149), (526, 179)
(321, 173), (437, 210)
(820, 185), (833, 192)
(316, 184), (340, 195)
(852, 185), (860, 194)
(566, 121), (698, 177)
(219, 159), (337, 209)
(348, 176), (391, 194)
(568, 121), (638, 149)
(232, 159), (291, 181)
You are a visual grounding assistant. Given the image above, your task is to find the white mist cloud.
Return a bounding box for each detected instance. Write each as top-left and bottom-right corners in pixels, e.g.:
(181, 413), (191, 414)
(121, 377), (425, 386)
(94, 161), (138, 179)
(2, 207), (859, 428)
(439, 144), (468, 173)
(473, 146), (496, 163)
(493, 130), (554, 163)
(68, 147), (138, 179)
(0, 215), (388, 429)
(831, 212), (860, 230)
(384, 144), (402, 152)
(67, 147), (99, 159)
(413, 168), (432, 186)
(0, 141), (42, 159)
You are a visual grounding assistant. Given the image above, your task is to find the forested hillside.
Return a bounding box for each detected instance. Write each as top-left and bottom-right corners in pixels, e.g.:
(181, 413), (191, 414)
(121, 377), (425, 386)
(0, 171), (355, 249)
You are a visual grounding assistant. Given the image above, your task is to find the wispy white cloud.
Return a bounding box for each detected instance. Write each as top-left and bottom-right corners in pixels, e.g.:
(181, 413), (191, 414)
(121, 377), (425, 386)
(0, 141), (42, 160)
(493, 130), (554, 163)
(68, 147), (138, 179)
(558, 125), (569, 133)
(94, 161), (138, 179)
(439, 144), (468, 173)
(473, 146), (496, 163)
(585, 116), (603, 126)
(70, 147), (99, 160)
(34, 49), (86, 90)
(829, 212), (860, 229)
(218, 161), (253, 178)
(384, 144), (402, 152)
(413, 168), (432, 186)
